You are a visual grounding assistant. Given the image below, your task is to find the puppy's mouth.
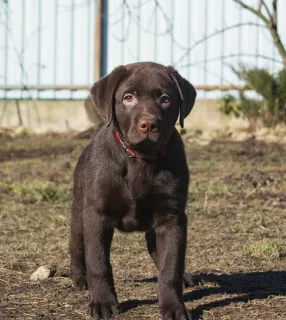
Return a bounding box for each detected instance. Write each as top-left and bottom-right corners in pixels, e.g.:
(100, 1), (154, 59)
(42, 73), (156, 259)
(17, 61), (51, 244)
(131, 139), (161, 154)
(126, 134), (165, 155)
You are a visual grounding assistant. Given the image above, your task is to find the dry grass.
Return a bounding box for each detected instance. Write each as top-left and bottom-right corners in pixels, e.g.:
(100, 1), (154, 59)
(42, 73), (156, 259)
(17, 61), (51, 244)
(0, 132), (286, 319)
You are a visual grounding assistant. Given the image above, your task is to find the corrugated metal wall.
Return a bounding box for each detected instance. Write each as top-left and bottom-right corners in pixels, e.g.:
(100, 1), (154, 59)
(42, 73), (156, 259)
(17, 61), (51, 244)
(107, 0), (286, 98)
(0, 0), (97, 99)
(0, 0), (285, 99)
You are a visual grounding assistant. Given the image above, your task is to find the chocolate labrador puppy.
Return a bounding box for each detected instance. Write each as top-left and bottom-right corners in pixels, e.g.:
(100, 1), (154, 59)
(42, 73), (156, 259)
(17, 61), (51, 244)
(70, 62), (196, 320)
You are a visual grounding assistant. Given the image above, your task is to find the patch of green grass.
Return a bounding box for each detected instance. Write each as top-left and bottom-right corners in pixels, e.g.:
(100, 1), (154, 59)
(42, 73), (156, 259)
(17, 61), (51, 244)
(208, 183), (235, 196)
(251, 212), (275, 228)
(202, 161), (213, 168)
(188, 181), (206, 195)
(11, 182), (71, 203)
(189, 176), (240, 197)
(0, 181), (12, 193)
(231, 223), (250, 234)
(248, 240), (286, 260)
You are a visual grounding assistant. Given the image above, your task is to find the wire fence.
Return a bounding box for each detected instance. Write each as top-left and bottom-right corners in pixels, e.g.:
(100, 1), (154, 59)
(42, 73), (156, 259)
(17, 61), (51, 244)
(0, 0), (285, 100)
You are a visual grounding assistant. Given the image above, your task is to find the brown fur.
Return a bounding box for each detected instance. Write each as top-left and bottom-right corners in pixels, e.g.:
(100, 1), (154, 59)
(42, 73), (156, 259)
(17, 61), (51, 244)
(70, 62), (196, 320)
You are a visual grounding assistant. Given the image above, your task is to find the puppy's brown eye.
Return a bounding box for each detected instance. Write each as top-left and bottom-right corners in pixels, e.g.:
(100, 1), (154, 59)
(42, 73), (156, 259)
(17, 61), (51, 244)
(161, 95), (171, 105)
(123, 94), (134, 103)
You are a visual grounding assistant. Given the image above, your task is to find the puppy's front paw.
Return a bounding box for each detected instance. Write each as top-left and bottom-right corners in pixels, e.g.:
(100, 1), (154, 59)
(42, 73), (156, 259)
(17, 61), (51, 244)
(89, 300), (120, 320)
(161, 306), (192, 320)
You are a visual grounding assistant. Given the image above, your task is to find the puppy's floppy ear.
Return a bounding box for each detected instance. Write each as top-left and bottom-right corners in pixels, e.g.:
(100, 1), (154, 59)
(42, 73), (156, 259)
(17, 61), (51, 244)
(90, 65), (128, 125)
(167, 66), (197, 128)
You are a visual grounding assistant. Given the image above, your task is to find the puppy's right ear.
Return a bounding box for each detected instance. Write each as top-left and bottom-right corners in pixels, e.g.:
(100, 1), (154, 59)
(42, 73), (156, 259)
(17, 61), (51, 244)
(90, 66), (128, 124)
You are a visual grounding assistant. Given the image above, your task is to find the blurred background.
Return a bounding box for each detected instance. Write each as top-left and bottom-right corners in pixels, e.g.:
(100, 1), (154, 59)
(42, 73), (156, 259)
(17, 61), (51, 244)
(0, 0), (285, 132)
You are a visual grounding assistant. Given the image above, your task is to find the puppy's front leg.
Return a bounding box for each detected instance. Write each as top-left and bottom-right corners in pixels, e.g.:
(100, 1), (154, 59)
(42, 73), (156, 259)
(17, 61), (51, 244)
(155, 213), (192, 320)
(145, 229), (195, 288)
(84, 208), (120, 320)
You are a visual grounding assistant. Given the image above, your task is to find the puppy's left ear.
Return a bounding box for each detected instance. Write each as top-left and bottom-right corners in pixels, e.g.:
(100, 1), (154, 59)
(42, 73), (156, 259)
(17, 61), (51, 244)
(167, 66), (197, 128)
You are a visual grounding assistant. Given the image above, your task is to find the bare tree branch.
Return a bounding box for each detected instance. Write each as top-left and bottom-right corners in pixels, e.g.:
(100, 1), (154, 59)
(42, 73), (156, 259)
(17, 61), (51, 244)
(233, 0), (269, 24)
(175, 22), (266, 66)
(178, 53), (283, 70)
(261, 0), (273, 22)
(258, 0), (262, 13)
(234, 0), (286, 69)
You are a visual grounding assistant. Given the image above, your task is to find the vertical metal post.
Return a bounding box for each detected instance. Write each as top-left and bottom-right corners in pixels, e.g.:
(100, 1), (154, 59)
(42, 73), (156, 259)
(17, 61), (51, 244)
(101, 0), (108, 77)
(170, 0), (174, 65)
(54, 0), (58, 98)
(187, 0), (191, 80)
(21, 0), (26, 98)
(87, 0), (91, 84)
(70, 0), (75, 99)
(95, 0), (108, 81)
(37, 0), (42, 99)
(154, 1), (158, 61)
(95, 0), (102, 81)
(256, 16), (259, 67)
(4, 1), (9, 99)
(204, 0), (208, 98)
(238, 6), (242, 66)
(220, 0), (225, 85)
(137, 0), (141, 61)
(120, 0), (125, 65)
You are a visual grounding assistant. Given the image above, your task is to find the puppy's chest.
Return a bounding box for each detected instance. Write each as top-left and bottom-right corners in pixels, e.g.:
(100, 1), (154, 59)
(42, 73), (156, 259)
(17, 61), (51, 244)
(124, 167), (154, 199)
(122, 162), (175, 202)
(114, 169), (178, 232)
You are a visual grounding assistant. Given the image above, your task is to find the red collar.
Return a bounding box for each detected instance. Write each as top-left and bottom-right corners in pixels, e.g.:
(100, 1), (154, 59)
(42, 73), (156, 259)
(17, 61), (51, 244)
(114, 130), (167, 161)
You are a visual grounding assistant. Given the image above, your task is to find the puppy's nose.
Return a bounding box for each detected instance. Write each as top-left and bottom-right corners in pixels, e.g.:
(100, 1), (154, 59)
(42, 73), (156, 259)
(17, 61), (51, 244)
(138, 117), (158, 134)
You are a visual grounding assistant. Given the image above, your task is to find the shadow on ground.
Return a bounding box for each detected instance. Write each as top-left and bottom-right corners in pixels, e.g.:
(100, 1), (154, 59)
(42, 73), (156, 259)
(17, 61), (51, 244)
(121, 271), (286, 319)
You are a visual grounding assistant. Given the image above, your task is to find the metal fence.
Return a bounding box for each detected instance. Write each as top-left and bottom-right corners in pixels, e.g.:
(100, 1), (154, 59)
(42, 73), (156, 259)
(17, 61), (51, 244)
(0, 0), (285, 100)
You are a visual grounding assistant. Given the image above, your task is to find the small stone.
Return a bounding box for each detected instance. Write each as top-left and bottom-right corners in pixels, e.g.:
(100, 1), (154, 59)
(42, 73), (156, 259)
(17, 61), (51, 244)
(30, 265), (57, 281)
(271, 201), (281, 207)
(63, 161), (71, 169)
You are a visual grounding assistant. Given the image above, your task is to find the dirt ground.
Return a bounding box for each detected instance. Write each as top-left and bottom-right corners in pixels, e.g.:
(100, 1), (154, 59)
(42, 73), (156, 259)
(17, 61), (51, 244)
(0, 131), (286, 320)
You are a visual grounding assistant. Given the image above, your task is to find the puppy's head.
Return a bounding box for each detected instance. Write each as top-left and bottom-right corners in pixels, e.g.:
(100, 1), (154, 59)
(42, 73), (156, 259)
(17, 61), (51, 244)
(90, 62), (196, 154)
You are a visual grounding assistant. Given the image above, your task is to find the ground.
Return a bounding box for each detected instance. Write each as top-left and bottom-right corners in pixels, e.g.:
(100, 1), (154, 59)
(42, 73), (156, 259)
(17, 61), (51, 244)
(0, 130), (286, 320)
